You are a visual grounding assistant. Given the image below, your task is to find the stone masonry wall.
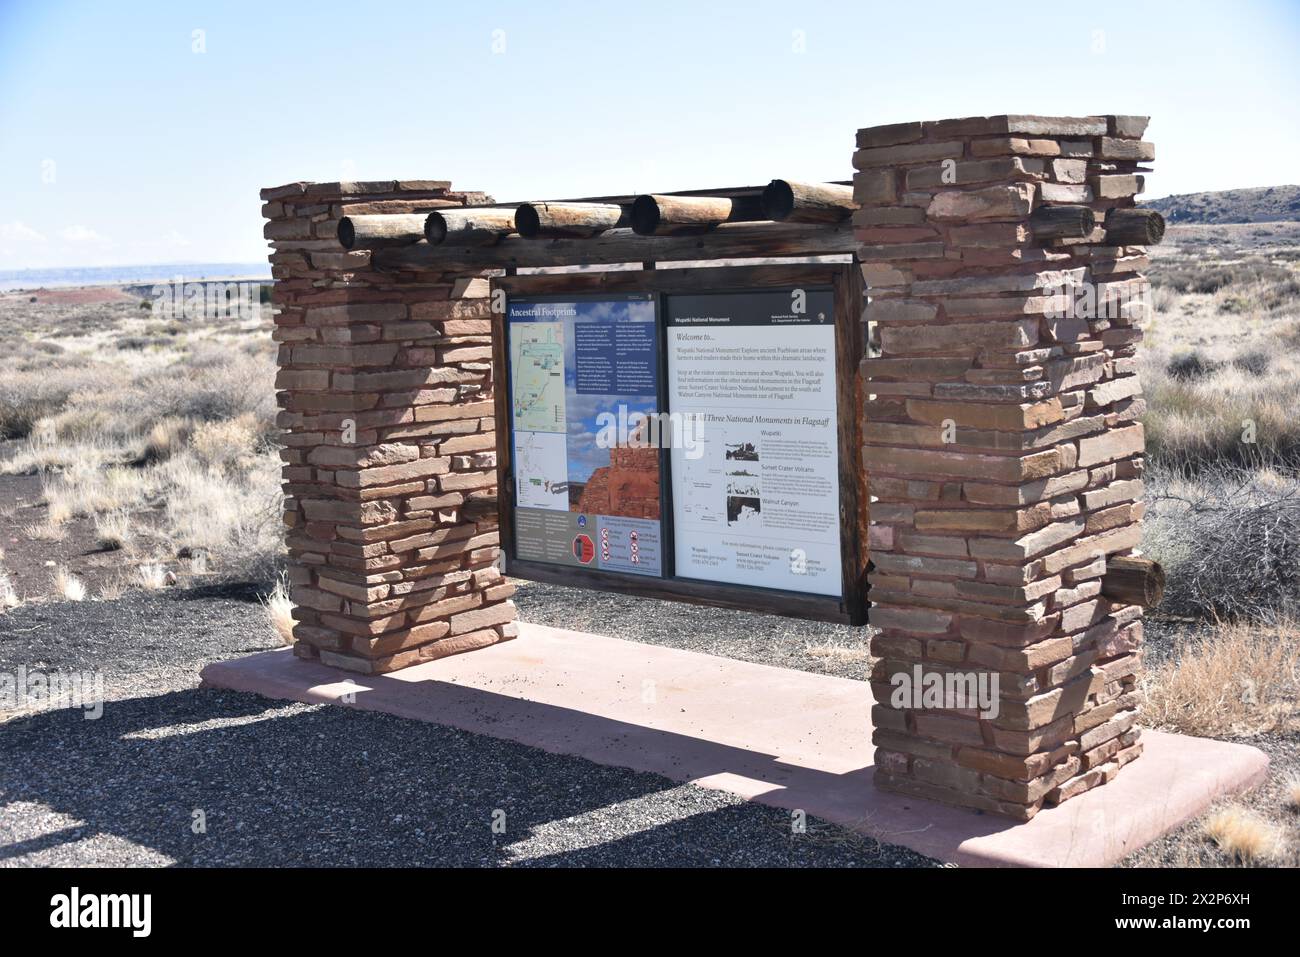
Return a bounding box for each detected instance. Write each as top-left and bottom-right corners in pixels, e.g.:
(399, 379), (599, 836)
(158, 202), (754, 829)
(261, 180), (518, 674)
(855, 115), (1153, 819)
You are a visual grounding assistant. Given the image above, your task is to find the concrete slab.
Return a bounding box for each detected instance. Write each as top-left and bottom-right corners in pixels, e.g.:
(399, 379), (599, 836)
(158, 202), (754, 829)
(200, 621), (1268, 867)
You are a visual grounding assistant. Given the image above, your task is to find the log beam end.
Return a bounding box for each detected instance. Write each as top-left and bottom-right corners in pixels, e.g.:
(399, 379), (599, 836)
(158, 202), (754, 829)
(1101, 555), (1165, 608)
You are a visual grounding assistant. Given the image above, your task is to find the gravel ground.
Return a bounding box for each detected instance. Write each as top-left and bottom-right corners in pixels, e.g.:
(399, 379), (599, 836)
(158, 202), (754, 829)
(0, 585), (931, 867)
(512, 579), (874, 680)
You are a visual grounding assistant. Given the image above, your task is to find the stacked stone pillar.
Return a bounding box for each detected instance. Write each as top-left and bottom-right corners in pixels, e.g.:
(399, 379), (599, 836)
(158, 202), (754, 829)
(855, 116), (1153, 819)
(261, 180), (517, 674)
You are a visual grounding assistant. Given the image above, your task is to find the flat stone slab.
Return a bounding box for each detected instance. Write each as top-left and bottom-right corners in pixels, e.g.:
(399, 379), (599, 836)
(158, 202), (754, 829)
(201, 622), (1268, 867)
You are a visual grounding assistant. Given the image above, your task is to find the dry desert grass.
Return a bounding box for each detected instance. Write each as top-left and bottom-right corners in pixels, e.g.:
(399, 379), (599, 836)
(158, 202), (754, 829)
(1142, 617), (1300, 738)
(1201, 806), (1284, 865)
(261, 573), (296, 645)
(1142, 236), (1300, 471)
(1125, 222), (1300, 868)
(1141, 224), (1300, 623)
(0, 295), (284, 607)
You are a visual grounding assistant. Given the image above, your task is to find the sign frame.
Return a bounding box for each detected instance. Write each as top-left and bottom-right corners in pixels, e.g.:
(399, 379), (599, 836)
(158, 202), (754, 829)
(492, 263), (867, 626)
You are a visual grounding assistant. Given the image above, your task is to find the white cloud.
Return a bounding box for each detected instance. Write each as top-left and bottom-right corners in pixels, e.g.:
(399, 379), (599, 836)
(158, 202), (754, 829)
(0, 220), (47, 243)
(60, 225), (106, 243)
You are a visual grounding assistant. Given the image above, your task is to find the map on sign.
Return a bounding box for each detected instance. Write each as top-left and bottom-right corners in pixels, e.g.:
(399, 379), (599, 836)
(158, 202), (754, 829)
(511, 322), (566, 433)
(514, 431), (569, 511)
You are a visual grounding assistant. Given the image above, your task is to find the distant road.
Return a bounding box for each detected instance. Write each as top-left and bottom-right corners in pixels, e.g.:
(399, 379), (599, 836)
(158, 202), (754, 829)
(0, 263), (271, 293)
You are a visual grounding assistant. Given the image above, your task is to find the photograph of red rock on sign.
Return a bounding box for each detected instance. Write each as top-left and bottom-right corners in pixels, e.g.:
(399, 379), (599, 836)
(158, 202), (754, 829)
(572, 418), (661, 521)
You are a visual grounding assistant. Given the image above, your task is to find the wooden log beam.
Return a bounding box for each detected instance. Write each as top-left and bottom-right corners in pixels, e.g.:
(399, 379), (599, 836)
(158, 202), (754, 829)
(456, 184), (770, 213)
(1101, 555), (1165, 607)
(1104, 208), (1166, 246)
(515, 202), (628, 239)
(762, 180), (856, 224)
(337, 214), (428, 250)
(630, 194), (765, 235)
(1029, 205), (1096, 241)
(374, 220), (857, 271)
(425, 208), (517, 246)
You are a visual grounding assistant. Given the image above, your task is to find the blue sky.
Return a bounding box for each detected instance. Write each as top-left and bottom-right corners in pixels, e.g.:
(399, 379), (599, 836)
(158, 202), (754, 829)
(1, 0), (1298, 269)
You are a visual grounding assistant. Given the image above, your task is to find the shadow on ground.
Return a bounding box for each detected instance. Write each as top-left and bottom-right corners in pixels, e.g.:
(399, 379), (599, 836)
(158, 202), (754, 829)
(0, 688), (935, 867)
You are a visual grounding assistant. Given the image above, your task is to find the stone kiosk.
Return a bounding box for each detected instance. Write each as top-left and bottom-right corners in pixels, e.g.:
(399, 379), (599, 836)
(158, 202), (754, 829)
(259, 114), (1178, 823)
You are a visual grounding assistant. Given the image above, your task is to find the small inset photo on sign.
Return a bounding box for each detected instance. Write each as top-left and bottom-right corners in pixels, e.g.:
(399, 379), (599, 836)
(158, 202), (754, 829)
(724, 440), (759, 462)
(726, 494), (762, 527)
(724, 469), (760, 495)
(725, 468), (761, 525)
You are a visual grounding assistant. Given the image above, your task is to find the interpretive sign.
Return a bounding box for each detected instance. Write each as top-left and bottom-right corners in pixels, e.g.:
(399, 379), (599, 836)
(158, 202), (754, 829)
(495, 265), (866, 625)
(666, 290), (842, 597)
(506, 295), (665, 578)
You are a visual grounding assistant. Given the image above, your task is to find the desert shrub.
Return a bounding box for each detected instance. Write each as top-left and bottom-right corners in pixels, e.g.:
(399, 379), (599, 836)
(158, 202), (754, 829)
(134, 319), (185, 337)
(136, 416), (195, 465)
(115, 335), (170, 351)
(43, 459), (157, 518)
(21, 520), (65, 542)
(1144, 466), (1300, 620)
(1232, 350), (1271, 375)
(0, 437), (118, 476)
(190, 413), (263, 470)
(1260, 276), (1300, 311)
(1166, 352), (1218, 380)
(137, 563), (169, 590)
(0, 297), (285, 588)
(1150, 284), (1181, 316)
(0, 572), (20, 610)
(27, 348), (276, 446)
(261, 573), (295, 645)
(51, 566), (86, 602)
(94, 510), (134, 551)
(160, 450), (284, 583)
(146, 347), (277, 428)
(0, 363), (124, 439)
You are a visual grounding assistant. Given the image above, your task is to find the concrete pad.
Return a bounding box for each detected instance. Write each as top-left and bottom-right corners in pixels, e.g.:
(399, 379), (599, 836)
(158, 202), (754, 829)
(200, 622), (1268, 867)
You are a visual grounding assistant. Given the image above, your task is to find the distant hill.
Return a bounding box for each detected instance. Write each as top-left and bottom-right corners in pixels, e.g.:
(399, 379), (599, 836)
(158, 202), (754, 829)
(1141, 185), (1300, 224)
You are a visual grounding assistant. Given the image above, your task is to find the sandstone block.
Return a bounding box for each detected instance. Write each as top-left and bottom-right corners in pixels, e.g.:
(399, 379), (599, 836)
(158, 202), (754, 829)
(1098, 138), (1156, 161)
(870, 605), (954, 635)
(1077, 423), (1144, 467)
(927, 183), (1035, 221)
(906, 397), (1062, 431)
(879, 318), (1038, 355)
(853, 169), (898, 205)
(856, 122), (924, 148)
(853, 141), (964, 169)
(1092, 174), (1144, 199)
